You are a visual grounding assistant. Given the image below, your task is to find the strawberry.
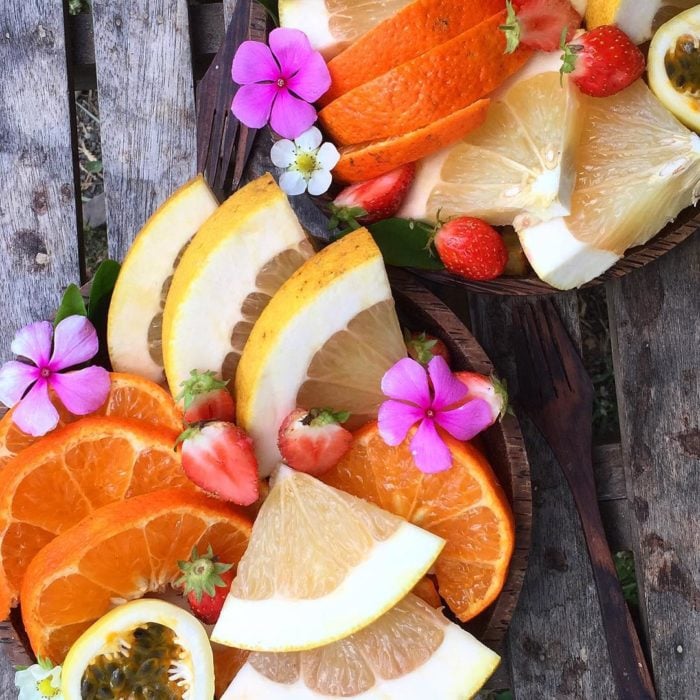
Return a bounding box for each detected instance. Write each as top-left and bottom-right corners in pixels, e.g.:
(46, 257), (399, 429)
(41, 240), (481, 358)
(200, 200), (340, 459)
(501, 0), (581, 53)
(177, 545), (234, 625)
(404, 330), (451, 367)
(433, 217), (508, 281)
(561, 25), (646, 98)
(278, 408), (353, 476)
(178, 422), (259, 505)
(177, 369), (236, 424)
(329, 163), (416, 228)
(454, 372), (510, 425)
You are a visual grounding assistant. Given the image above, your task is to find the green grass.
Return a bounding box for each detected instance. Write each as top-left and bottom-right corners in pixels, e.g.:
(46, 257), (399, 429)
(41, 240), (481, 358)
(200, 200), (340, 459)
(614, 550), (639, 607)
(68, 0), (90, 15)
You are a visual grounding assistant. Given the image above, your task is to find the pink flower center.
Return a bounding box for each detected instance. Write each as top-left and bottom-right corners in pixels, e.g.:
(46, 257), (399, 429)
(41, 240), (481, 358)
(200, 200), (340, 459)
(277, 78), (286, 88)
(40, 367), (51, 379)
(426, 409), (435, 418)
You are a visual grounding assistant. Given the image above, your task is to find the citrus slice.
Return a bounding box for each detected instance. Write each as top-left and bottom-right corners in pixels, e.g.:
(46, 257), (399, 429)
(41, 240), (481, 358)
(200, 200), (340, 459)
(62, 599), (214, 699)
(0, 417), (189, 617)
(648, 6), (700, 132)
(108, 175), (219, 383)
(20, 488), (251, 663)
(235, 227), (406, 476)
(279, 0), (413, 59)
(400, 53), (584, 226)
(585, 0), (697, 44)
(222, 594), (500, 699)
(162, 173), (313, 393)
(321, 422), (515, 623)
(518, 79), (700, 289)
(211, 466), (445, 652)
(0, 372), (183, 471)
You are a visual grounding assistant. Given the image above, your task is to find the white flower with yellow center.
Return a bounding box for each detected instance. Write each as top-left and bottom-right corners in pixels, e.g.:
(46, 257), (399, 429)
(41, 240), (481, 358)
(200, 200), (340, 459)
(15, 659), (63, 700)
(271, 126), (340, 196)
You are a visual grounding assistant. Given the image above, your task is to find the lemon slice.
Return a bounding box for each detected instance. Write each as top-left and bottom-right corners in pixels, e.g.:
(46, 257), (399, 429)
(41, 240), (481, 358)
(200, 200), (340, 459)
(649, 6), (700, 133)
(518, 79), (700, 290)
(585, 0), (697, 44)
(108, 175), (218, 383)
(222, 594), (499, 699)
(62, 599), (214, 699)
(279, 0), (413, 58)
(162, 173), (313, 393)
(212, 466), (444, 652)
(400, 52), (584, 227)
(235, 227), (406, 477)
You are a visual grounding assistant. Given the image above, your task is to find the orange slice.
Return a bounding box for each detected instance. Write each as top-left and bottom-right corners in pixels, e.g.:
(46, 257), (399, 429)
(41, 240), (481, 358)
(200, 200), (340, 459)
(321, 422), (515, 622)
(20, 488), (251, 666)
(334, 100), (490, 183)
(0, 372), (183, 471)
(319, 12), (531, 147)
(0, 416), (189, 618)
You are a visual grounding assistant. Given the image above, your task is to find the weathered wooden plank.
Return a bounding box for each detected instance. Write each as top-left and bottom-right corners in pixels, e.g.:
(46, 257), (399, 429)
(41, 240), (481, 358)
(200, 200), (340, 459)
(593, 443), (626, 501)
(91, 0), (198, 260)
(607, 232), (700, 698)
(0, 0), (82, 363)
(0, 648), (13, 695)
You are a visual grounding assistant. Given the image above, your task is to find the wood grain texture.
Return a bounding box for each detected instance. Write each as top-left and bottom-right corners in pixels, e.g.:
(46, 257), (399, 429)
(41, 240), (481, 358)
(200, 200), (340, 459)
(607, 233), (700, 698)
(0, 0), (82, 363)
(91, 0), (198, 260)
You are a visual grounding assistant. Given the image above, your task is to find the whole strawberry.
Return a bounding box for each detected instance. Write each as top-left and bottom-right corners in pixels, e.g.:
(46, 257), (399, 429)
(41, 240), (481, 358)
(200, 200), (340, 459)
(178, 422), (259, 505)
(501, 0), (581, 53)
(278, 408), (353, 476)
(405, 330), (451, 367)
(329, 163), (416, 228)
(177, 369), (236, 424)
(434, 217), (508, 281)
(561, 26), (645, 97)
(177, 545), (234, 625)
(454, 372), (509, 426)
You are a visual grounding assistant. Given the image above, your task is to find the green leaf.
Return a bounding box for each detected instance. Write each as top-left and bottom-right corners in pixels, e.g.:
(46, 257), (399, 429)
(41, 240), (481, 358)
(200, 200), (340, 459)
(85, 159), (103, 174)
(55, 284), (87, 326)
(255, 0), (279, 25)
(368, 219), (444, 270)
(88, 259), (121, 323)
(614, 551), (639, 607)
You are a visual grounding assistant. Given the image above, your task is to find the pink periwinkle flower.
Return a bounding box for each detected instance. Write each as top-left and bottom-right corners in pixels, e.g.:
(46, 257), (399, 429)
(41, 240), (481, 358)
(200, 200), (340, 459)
(231, 27), (331, 140)
(378, 356), (493, 474)
(0, 316), (110, 437)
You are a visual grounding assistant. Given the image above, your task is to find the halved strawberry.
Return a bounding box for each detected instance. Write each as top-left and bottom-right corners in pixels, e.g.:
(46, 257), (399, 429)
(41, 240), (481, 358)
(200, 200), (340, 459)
(501, 0), (581, 53)
(177, 369), (236, 424)
(454, 372), (509, 425)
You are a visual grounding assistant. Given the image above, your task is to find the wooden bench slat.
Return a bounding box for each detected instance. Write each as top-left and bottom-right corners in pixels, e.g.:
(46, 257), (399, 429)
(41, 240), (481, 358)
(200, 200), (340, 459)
(91, 0), (198, 260)
(0, 0), (82, 362)
(607, 233), (700, 698)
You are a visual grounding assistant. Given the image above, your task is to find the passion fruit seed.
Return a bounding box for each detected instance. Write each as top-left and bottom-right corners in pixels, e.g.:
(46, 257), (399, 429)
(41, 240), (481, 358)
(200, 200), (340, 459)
(80, 623), (186, 700)
(665, 34), (700, 95)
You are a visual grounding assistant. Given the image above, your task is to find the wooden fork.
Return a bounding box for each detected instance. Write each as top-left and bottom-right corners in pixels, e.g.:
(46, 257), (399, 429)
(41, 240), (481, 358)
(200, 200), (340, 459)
(512, 299), (656, 700)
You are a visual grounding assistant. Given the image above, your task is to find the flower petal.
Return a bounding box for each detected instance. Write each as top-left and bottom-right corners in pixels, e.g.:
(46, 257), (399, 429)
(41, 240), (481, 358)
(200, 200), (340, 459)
(307, 168), (332, 196)
(49, 315), (98, 371)
(409, 418), (453, 473)
(435, 398), (493, 441)
(231, 40), (280, 85)
(378, 399), (424, 446)
(279, 170), (307, 196)
(269, 27), (314, 79)
(232, 83), (277, 129)
(294, 126), (322, 151)
(10, 320), (53, 367)
(270, 89), (317, 139)
(11, 378), (59, 437)
(270, 139), (297, 168)
(50, 366), (111, 415)
(0, 361), (39, 407)
(316, 141), (340, 170)
(286, 50), (331, 102)
(428, 355), (468, 410)
(381, 357), (431, 408)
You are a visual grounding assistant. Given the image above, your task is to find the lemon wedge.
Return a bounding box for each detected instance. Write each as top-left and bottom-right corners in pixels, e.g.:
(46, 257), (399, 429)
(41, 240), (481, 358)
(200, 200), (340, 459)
(162, 173), (313, 393)
(235, 227), (406, 477)
(211, 466), (445, 652)
(649, 5), (700, 133)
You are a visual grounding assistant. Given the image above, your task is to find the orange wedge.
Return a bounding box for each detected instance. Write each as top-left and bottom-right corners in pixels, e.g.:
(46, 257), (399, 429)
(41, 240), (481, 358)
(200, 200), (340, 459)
(20, 488), (251, 665)
(321, 422), (515, 622)
(334, 100), (490, 183)
(0, 416), (189, 617)
(322, 0), (505, 105)
(319, 11), (531, 147)
(0, 372), (182, 470)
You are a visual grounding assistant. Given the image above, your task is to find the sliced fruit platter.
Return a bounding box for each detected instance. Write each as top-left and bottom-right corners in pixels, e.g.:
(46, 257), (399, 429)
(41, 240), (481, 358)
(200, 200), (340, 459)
(223, 0), (700, 293)
(1, 170), (529, 699)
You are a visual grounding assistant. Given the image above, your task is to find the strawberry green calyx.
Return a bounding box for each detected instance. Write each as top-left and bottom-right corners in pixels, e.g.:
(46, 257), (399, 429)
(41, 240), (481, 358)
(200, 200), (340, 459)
(560, 30), (583, 80)
(405, 330), (440, 366)
(177, 369), (229, 409)
(304, 408), (351, 427)
(327, 204), (367, 232)
(176, 545), (233, 604)
(500, 0), (522, 54)
(175, 423), (201, 448)
(491, 375), (511, 421)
